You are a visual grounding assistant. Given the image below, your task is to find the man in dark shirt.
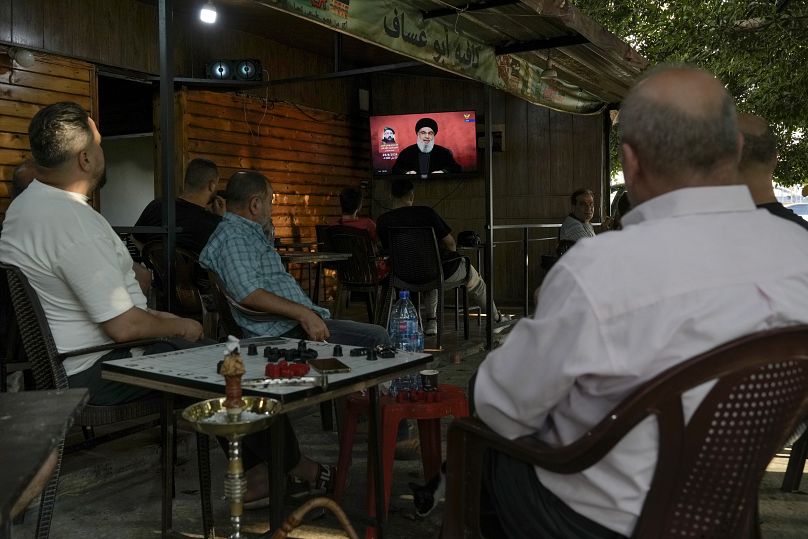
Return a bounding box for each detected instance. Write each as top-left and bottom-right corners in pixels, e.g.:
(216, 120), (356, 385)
(133, 158), (225, 253)
(391, 117), (462, 178)
(377, 178), (502, 335)
(738, 113), (808, 231)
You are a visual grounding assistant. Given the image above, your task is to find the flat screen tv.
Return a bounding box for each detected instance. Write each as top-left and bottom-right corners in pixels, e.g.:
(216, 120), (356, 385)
(370, 111), (478, 178)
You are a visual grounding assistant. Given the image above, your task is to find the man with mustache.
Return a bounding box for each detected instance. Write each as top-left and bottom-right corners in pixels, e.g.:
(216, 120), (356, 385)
(391, 117), (462, 177)
(0, 102), (204, 405)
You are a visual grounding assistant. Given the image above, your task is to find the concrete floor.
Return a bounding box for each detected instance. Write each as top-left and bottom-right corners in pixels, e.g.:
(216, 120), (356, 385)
(10, 317), (808, 538)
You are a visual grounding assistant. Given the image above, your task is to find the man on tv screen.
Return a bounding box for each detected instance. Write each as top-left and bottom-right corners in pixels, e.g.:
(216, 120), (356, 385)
(391, 117), (462, 177)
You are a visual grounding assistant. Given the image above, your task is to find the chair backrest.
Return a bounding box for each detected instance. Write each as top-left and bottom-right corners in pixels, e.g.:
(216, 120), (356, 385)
(386, 226), (444, 292)
(0, 263), (68, 391)
(141, 240), (204, 316)
(444, 325), (808, 538)
(324, 225), (377, 287)
(206, 270), (245, 338)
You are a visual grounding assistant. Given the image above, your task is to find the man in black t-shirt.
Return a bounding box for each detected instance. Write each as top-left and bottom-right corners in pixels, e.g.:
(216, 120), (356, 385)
(133, 158), (225, 253)
(738, 113), (808, 232)
(377, 178), (502, 336)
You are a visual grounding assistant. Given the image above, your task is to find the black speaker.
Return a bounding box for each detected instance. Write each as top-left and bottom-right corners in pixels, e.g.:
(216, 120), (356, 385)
(206, 59), (263, 81)
(235, 59), (262, 81)
(206, 60), (233, 80)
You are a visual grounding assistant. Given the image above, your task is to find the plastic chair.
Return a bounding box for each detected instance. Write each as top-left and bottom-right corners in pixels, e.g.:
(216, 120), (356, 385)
(333, 384), (469, 518)
(323, 225), (382, 323)
(442, 325), (808, 539)
(385, 227), (470, 349)
(141, 240), (206, 319)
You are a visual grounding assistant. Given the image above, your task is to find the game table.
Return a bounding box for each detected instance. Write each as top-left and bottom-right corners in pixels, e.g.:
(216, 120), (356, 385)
(102, 337), (431, 538)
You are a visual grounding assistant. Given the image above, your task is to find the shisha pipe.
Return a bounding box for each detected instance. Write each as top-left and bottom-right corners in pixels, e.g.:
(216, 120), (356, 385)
(220, 336), (247, 538)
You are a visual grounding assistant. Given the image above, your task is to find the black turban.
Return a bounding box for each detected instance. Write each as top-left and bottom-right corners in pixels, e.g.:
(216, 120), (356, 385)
(414, 117), (438, 135)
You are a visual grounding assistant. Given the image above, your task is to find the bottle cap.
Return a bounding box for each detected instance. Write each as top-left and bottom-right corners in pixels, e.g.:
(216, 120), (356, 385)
(399, 290), (409, 299)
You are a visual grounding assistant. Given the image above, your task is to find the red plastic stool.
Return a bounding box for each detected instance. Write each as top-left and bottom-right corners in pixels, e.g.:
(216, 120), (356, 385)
(333, 384), (469, 520)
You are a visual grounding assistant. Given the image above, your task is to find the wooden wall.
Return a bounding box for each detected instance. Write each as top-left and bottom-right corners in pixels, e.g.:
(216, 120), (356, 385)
(0, 51), (96, 221)
(0, 0), (358, 115)
(370, 73), (606, 307)
(176, 88), (371, 297)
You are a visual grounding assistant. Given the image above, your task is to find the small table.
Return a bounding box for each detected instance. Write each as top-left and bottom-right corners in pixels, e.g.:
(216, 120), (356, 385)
(0, 389), (89, 536)
(281, 251), (352, 302)
(102, 338), (430, 539)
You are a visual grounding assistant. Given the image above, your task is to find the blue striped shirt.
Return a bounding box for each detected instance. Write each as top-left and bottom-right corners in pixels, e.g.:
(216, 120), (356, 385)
(200, 213), (330, 337)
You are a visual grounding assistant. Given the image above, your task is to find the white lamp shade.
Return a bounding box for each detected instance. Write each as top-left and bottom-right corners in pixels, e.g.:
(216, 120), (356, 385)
(9, 48), (35, 68)
(200, 2), (217, 23)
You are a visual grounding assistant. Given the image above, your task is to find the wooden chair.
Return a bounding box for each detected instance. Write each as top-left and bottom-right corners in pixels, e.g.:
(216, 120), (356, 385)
(141, 241), (206, 319)
(385, 226), (470, 349)
(443, 325), (808, 539)
(322, 225), (382, 323)
(0, 263), (170, 538)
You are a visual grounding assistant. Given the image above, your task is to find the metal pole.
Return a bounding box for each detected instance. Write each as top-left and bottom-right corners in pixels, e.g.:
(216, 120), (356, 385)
(159, 0), (175, 312)
(484, 85), (494, 350)
(523, 227), (529, 317)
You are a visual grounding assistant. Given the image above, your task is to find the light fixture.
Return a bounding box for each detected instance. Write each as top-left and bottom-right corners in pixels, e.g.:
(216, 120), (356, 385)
(7, 47), (35, 68)
(200, 1), (217, 24)
(540, 51), (557, 80)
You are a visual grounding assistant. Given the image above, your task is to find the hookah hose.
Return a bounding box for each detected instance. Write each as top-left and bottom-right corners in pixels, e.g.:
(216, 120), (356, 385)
(269, 497), (359, 539)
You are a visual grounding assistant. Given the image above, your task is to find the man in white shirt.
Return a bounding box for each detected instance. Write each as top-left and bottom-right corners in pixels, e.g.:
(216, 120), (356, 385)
(558, 187), (596, 243)
(0, 102), (203, 405)
(473, 66), (808, 538)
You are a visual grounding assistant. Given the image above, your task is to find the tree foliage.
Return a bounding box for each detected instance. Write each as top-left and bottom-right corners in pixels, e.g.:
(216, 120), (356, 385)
(574, 0), (808, 185)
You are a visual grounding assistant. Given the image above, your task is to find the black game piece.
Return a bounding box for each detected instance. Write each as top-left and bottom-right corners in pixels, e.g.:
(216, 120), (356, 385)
(375, 344), (396, 358)
(350, 347), (369, 357)
(367, 347), (377, 361)
(247, 343), (258, 356)
(333, 344), (343, 356)
(297, 339), (308, 353)
(264, 347), (280, 363)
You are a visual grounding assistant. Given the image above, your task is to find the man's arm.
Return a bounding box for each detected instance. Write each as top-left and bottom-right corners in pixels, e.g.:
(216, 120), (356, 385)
(440, 233), (457, 252)
(132, 262), (151, 294)
(240, 288), (330, 341)
(101, 306), (203, 343)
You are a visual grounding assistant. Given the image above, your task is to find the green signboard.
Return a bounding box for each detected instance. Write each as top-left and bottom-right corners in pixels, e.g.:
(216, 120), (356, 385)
(266, 0), (604, 114)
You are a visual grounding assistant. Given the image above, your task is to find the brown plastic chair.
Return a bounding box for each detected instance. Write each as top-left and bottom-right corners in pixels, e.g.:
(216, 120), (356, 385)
(323, 225), (381, 323)
(443, 325), (808, 539)
(385, 226), (470, 349)
(141, 240), (206, 319)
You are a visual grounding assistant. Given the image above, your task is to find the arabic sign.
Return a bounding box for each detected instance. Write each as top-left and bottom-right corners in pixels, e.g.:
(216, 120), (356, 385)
(265, 0), (603, 114)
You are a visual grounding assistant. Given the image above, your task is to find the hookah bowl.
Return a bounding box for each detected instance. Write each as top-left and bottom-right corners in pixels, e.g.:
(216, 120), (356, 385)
(183, 396), (280, 538)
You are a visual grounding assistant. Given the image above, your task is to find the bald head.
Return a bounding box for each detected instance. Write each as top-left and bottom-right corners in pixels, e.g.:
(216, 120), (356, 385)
(737, 113), (777, 204)
(12, 159), (38, 198)
(619, 65), (740, 201)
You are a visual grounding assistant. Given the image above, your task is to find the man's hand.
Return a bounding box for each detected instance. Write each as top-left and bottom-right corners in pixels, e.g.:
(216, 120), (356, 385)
(210, 195), (226, 216)
(175, 318), (204, 342)
(297, 309), (330, 341)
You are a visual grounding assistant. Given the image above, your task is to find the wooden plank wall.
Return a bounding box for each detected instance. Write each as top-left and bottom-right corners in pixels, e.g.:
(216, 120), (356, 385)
(370, 73), (606, 307)
(0, 50), (95, 221)
(178, 89), (371, 297)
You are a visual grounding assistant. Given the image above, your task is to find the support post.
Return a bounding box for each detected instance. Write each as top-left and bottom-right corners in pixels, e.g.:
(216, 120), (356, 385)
(159, 0), (176, 312)
(484, 85), (494, 350)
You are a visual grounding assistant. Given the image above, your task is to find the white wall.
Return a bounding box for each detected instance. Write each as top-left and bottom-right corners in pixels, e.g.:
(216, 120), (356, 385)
(100, 135), (155, 226)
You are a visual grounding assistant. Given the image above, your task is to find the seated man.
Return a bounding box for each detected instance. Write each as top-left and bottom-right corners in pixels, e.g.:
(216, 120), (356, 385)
(0, 102), (204, 405)
(332, 186), (378, 241)
(133, 157), (225, 254)
(200, 170), (390, 347)
(376, 178), (504, 336)
(558, 187), (596, 246)
(473, 66), (808, 538)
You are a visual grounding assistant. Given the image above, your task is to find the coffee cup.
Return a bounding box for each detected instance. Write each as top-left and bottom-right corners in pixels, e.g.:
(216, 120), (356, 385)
(419, 369), (439, 391)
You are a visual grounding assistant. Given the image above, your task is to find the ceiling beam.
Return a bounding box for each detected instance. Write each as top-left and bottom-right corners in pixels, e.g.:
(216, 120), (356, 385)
(421, 0), (520, 21)
(495, 34), (589, 56)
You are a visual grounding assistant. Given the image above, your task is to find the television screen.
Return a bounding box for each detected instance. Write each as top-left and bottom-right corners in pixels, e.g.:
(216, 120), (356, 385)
(370, 111), (478, 178)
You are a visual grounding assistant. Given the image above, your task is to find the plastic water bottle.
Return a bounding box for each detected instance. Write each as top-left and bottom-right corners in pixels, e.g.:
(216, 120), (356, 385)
(387, 290), (424, 397)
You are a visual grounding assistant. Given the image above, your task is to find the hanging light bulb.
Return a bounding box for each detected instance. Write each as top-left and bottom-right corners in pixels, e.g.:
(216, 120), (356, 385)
(8, 47), (36, 68)
(200, 1), (217, 24)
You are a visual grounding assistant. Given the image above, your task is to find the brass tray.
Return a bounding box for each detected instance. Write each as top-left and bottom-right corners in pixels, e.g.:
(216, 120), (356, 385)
(182, 396), (280, 437)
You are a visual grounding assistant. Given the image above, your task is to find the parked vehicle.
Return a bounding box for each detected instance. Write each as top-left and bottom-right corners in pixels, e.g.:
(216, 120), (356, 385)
(785, 203), (808, 222)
